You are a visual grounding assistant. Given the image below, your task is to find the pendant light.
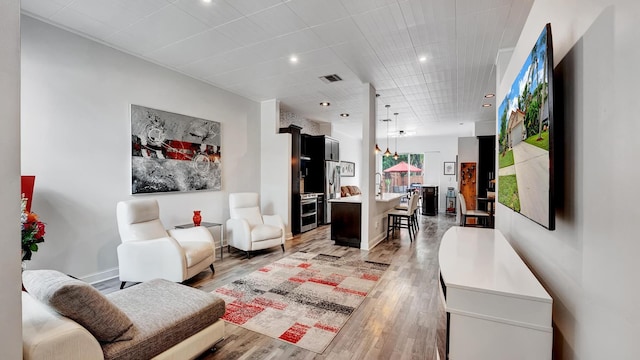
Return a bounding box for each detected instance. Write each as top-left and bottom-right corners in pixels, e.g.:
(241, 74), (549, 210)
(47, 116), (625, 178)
(393, 112), (399, 160)
(383, 105), (392, 157)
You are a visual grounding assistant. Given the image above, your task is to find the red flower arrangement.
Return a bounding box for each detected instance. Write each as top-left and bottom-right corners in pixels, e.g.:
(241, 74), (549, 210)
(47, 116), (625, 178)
(21, 196), (45, 261)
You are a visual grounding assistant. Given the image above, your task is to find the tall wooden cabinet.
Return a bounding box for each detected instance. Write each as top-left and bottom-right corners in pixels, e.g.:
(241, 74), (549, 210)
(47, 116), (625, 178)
(459, 162), (477, 211)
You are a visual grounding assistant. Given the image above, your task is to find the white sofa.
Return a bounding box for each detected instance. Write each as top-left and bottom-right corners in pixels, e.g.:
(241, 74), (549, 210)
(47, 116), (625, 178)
(22, 270), (225, 360)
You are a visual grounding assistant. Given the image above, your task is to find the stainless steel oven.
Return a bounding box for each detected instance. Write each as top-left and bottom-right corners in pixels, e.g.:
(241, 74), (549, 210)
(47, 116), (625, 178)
(300, 193), (318, 232)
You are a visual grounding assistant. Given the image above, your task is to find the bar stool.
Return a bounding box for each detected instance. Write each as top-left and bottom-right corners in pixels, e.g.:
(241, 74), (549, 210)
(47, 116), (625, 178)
(386, 192), (419, 242)
(395, 189), (420, 233)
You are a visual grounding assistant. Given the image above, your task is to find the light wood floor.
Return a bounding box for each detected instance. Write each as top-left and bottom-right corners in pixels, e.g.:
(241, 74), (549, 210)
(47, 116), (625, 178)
(95, 213), (456, 360)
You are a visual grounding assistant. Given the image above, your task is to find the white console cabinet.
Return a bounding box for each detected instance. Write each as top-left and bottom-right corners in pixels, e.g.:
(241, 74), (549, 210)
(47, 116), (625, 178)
(438, 227), (552, 360)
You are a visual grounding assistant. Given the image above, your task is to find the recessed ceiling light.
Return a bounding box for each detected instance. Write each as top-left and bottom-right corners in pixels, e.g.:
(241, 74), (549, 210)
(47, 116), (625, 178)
(289, 55), (298, 63)
(320, 102), (330, 107)
(482, 103), (492, 107)
(484, 93), (495, 98)
(419, 56), (427, 63)
(340, 113), (349, 118)
(202, 0), (212, 3)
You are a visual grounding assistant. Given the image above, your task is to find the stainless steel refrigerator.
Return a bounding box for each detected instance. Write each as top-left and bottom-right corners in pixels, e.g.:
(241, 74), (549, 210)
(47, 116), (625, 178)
(324, 160), (341, 223)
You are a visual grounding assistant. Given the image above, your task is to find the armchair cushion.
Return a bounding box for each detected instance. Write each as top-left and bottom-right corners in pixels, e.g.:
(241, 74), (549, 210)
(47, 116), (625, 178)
(117, 199), (168, 242)
(232, 207), (263, 226)
(251, 224), (283, 242)
(167, 227), (215, 267)
(23, 270), (136, 343)
(180, 241), (214, 266)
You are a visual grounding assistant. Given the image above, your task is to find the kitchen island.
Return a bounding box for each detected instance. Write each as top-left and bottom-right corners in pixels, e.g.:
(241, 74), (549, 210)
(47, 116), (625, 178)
(329, 193), (404, 248)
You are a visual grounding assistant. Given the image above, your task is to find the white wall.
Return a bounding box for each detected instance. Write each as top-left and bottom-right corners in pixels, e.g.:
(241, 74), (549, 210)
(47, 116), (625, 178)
(332, 129), (362, 188)
(20, 16), (261, 281)
(260, 100), (292, 239)
(361, 83), (377, 249)
(496, 1), (640, 359)
(0, 1), (23, 358)
(474, 120), (496, 136)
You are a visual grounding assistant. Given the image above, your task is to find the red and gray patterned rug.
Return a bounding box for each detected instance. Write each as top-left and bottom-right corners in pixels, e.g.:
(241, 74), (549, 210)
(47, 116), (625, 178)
(213, 251), (390, 353)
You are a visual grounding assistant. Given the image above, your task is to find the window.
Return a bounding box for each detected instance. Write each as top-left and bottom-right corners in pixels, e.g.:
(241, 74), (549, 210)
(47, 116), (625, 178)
(381, 153), (424, 193)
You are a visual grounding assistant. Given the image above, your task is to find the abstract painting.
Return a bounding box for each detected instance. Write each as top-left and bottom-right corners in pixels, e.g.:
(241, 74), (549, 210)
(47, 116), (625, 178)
(130, 105), (221, 194)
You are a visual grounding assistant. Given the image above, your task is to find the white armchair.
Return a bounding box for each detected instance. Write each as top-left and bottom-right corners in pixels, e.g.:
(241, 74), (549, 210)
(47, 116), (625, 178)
(116, 199), (215, 289)
(226, 193), (285, 258)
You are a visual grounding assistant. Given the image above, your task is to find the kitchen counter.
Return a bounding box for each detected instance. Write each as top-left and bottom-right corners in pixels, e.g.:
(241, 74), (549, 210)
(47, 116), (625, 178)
(328, 192), (405, 204)
(329, 192), (405, 248)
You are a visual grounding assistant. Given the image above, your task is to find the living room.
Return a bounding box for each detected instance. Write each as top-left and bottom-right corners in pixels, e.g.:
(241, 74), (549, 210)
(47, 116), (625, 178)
(2, 0), (640, 359)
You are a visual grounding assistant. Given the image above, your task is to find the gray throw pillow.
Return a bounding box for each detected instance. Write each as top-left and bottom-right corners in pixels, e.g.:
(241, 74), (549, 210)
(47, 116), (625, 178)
(23, 269), (136, 343)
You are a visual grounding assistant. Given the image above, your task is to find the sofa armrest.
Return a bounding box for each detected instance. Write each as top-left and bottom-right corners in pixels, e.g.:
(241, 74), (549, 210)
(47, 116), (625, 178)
(168, 226), (215, 247)
(262, 215), (285, 243)
(23, 292), (104, 360)
(225, 218), (252, 251)
(117, 237), (186, 283)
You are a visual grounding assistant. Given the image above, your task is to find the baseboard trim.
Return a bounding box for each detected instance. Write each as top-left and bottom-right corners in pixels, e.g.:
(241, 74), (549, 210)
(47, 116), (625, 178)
(81, 267), (119, 285)
(365, 232), (386, 250)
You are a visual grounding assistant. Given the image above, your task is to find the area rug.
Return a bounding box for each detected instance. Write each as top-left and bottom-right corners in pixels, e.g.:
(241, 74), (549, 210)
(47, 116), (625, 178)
(212, 251), (389, 353)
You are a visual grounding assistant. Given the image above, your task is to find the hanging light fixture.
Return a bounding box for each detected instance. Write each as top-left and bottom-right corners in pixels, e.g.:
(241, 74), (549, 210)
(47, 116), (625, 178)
(393, 112), (399, 160)
(383, 105), (392, 157)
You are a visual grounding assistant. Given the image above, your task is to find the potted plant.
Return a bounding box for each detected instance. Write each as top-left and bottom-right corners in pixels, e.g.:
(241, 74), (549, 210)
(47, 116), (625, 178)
(21, 195), (46, 262)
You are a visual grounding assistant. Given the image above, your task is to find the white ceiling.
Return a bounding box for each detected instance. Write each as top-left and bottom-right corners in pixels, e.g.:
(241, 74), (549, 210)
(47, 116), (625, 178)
(21, 0), (533, 139)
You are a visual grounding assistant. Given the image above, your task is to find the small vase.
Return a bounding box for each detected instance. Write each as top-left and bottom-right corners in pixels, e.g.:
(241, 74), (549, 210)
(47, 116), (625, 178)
(193, 211), (202, 226)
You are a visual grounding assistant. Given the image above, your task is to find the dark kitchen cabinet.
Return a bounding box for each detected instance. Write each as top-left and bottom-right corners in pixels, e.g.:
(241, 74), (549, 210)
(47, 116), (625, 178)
(304, 135), (340, 194)
(477, 135), (496, 212)
(324, 137), (339, 161)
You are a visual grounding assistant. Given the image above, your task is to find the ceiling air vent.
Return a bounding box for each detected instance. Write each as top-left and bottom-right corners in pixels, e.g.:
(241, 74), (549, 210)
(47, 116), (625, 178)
(319, 74), (343, 83)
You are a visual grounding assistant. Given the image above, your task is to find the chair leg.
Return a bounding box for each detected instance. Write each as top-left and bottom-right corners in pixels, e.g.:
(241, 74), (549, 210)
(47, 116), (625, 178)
(394, 216), (399, 237)
(412, 212), (417, 232)
(245, 251), (251, 259)
(281, 244), (285, 252)
(386, 214), (392, 240)
(209, 264), (215, 273)
(120, 281), (126, 289)
(408, 217), (413, 242)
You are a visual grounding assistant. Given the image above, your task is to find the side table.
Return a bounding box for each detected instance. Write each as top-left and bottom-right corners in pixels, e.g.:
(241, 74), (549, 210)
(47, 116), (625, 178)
(174, 222), (225, 260)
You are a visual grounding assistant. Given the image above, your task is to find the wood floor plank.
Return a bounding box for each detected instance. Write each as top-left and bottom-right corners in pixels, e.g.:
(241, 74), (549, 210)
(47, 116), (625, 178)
(95, 213), (456, 359)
